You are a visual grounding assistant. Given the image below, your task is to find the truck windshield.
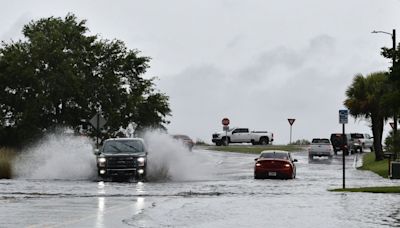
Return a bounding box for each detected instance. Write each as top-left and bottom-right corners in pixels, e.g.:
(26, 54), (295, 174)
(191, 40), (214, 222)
(102, 140), (145, 154)
(312, 138), (330, 143)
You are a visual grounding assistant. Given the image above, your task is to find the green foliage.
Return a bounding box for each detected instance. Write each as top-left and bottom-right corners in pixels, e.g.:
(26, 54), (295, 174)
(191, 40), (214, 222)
(384, 130), (400, 153)
(358, 152), (388, 178)
(289, 139), (310, 145)
(344, 72), (389, 160)
(195, 138), (208, 146)
(0, 148), (16, 179)
(0, 14), (171, 146)
(331, 186), (400, 193)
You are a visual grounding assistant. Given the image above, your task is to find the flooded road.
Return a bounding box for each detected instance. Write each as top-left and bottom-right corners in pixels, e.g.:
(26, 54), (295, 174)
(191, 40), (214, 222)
(1, 148), (400, 227)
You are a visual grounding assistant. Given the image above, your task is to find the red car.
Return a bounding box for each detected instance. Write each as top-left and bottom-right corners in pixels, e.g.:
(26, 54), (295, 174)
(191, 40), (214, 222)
(254, 150), (297, 179)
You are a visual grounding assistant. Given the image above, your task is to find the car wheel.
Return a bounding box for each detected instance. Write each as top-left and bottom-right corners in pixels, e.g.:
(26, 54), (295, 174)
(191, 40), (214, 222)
(221, 137), (229, 146)
(254, 172), (263, 179)
(215, 141), (222, 146)
(259, 137), (269, 145)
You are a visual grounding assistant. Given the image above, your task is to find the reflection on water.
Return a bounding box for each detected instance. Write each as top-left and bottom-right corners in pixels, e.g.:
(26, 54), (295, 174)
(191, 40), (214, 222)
(96, 197), (105, 228)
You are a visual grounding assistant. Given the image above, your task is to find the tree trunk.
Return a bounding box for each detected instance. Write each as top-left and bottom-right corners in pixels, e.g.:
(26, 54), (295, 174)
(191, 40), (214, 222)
(371, 114), (384, 161)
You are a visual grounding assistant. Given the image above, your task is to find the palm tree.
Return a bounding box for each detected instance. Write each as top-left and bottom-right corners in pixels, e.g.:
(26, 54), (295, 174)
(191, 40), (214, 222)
(344, 72), (390, 161)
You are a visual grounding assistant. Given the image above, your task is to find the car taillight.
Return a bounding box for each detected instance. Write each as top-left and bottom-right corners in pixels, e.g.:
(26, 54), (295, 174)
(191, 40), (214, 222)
(256, 163), (261, 167)
(284, 163), (291, 168)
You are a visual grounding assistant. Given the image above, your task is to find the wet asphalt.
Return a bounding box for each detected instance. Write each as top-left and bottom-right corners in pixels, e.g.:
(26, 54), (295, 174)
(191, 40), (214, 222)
(1, 148), (400, 228)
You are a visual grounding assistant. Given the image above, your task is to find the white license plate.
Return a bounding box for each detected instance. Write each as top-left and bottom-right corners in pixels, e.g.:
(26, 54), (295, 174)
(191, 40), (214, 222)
(268, 172), (277, 176)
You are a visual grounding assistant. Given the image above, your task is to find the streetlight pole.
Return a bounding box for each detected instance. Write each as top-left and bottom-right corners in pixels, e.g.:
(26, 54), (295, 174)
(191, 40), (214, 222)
(372, 29), (398, 154)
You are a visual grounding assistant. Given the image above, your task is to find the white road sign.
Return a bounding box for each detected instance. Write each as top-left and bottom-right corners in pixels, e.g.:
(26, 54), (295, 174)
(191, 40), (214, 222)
(339, 109), (348, 124)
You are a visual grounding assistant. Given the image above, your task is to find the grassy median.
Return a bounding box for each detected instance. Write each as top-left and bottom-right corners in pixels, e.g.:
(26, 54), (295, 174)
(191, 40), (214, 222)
(0, 148), (16, 179)
(207, 145), (306, 154)
(330, 152), (400, 193)
(358, 152), (389, 178)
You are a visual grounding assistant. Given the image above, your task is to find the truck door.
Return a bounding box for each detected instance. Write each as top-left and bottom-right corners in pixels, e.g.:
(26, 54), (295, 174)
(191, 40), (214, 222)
(231, 128), (250, 143)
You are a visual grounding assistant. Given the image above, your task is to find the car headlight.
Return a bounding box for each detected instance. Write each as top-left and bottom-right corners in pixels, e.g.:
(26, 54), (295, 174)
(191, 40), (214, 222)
(137, 157), (146, 166)
(98, 157), (106, 167)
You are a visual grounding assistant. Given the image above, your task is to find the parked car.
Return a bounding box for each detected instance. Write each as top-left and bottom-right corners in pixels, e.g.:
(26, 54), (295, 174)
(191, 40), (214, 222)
(308, 138), (334, 159)
(254, 150), (297, 179)
(212, 127), (274, 146)
(172, 134), (194, 151)
(330, 133), (349, 155)
(95, 138), (147, 181)
(347, 133), (373, 152)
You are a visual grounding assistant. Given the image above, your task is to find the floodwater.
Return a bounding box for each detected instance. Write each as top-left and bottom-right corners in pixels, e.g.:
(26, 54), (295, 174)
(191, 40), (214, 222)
(1, 148), (400, 228)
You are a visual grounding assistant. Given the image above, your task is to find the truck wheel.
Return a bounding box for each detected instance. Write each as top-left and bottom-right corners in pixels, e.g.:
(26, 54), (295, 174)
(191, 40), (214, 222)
(259, 137), (269, 145)
(221, 137), (229, 146)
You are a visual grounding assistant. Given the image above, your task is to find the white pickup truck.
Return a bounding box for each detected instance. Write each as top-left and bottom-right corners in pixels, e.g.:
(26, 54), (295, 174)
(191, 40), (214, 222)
(212, 127), (274, 146)
(308, 138), (334, 159)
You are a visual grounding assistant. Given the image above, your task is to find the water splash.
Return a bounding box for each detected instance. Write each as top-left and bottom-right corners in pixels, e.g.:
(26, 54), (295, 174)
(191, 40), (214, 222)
(143, 130), (215, 182)
(13, 131), (96, 180)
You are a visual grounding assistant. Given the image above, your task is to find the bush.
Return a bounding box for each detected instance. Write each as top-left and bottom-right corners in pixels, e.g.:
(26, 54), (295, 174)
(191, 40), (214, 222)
(289, 139), (310, 145)
(384, 130), (400, 153)
(195, 138), (208, 146)
(0, 148), (16, 179)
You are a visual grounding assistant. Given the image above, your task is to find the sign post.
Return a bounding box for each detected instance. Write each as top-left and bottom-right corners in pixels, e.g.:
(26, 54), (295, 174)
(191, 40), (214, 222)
(89, 113), (107, 149)
(222, 118), (230, 146)
(287, 118), (296, 144)
(339, 109), (348, 189)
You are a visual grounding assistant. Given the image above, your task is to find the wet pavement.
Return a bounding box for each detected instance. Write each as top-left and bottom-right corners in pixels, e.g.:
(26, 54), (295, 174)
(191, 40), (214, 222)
(1, 148), (400, 228)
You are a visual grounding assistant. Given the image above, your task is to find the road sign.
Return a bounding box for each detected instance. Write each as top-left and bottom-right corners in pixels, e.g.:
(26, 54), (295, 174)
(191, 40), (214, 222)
(288, 118), (296, 126)
(89, 113), (107, 130)
(222, 118), (230, 126)
(339, 109), (348, 124)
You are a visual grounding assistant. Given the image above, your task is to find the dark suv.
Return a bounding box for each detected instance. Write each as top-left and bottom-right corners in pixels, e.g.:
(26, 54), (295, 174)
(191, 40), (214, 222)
(95, 138), (147, 181)
(330, 133), (349, 155)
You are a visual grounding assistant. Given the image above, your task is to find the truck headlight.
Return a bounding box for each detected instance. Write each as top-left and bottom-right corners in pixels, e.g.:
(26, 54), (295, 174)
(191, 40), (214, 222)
(98, 157), (106, 167)
(137, 157), (146, 166)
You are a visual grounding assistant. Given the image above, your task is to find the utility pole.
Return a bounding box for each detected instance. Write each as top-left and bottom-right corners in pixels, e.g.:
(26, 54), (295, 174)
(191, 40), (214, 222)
(392, 29), (397, 141)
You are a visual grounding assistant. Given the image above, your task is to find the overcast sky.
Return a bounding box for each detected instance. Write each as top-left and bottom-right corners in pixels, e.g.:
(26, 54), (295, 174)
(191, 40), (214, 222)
(1, 0), (400, 144)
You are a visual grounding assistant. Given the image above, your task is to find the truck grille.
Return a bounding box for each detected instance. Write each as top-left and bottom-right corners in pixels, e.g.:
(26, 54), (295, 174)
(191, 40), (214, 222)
(106, 156), (137, 169)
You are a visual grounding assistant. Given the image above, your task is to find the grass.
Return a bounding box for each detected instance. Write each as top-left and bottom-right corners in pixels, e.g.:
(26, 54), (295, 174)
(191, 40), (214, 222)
(358, 152), (389, 178)
(207, 144), (306, 154)
(330, 186), (400, 193)
(330, 152), (400, 193)
(0, 147), (16, 179)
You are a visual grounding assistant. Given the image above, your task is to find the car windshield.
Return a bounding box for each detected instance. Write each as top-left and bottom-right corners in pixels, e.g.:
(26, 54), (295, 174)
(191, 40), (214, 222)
(102, 140), (145, 154)
(260, 152), (288, 159)
(351, 133), (364, 139)
(312, 138), (330, 143)
(173, 135), (191, 140)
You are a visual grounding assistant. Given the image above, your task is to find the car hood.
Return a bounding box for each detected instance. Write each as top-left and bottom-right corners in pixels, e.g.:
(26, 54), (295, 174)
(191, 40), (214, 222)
(100, 152), (146, 157)
(257, 158), (290, 162)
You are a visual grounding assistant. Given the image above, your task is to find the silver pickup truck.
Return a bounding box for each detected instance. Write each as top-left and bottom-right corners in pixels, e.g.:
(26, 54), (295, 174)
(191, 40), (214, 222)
(212, 127), (274, 146)
(308, 138), (334, 159)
